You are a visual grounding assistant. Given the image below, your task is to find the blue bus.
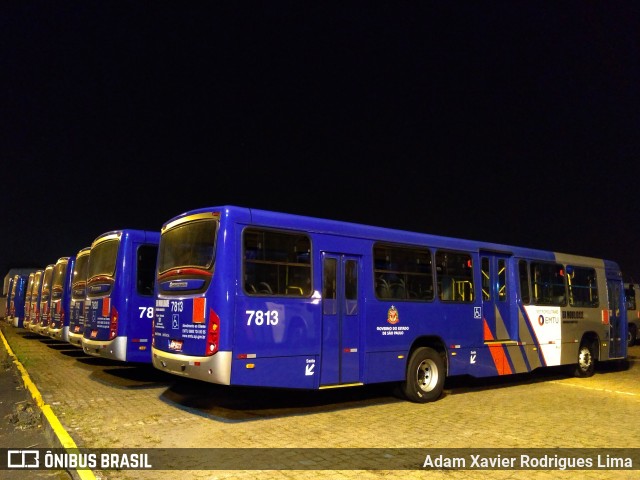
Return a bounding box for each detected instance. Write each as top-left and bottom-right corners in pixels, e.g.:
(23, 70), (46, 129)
(34, 264), (55, 336)
(21, 272), (36, 330)
(25, 269), (44, 332)
(9, 274), (29, 328)
(82, 230), (159, 363)
(151, 206), (627, 403)
(48, 256), (75, 342)
(67, 247), (91, 347)
(4, 276), (14, 321)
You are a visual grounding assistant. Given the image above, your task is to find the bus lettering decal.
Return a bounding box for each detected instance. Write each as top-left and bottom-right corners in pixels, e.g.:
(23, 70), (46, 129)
(138, 307), (154, 319)
(170, 301), (184, 312)
(246, 310), (279, 326)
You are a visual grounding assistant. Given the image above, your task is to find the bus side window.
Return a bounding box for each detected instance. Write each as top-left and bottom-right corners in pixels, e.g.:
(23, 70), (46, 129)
(243, 228), (311, 297)
(435, 250), (474, 302)
(518, 260), (530, 304)
(136, 245), (158, 296)
(530, 262), (566, 306)
(373, 243), (433, 302)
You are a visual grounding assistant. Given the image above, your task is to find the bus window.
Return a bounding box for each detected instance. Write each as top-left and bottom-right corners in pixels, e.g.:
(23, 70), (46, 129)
(136, 245), (157, 296)
(323, 257), (337, 315)
(518, 260), (530, 304)
(88, 238), (119, 282)
(243, 228), (311, 297)
(481, 257), (490, 300)
(530, 262), (566, 306)
(626, 285), (637, 311)
(373, 243), (433, 301)
(435, 250), (474, 302)
(497, 259), (507, 301)
(567, 266), (599, 308)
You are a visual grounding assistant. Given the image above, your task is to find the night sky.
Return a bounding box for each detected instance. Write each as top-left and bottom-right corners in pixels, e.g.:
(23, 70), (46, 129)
(2, 2), (640, 286)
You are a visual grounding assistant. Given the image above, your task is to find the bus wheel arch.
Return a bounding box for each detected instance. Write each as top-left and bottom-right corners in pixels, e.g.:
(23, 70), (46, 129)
(400, 338), (447, 403)
(573, 333), (598, 378)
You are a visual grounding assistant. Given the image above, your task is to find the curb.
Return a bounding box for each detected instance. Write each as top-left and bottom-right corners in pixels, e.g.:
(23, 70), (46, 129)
(0, 329), (96, 480)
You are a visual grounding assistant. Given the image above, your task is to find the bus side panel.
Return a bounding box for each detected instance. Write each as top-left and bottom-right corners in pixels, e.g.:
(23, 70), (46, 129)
(234, 297), (320, 358)
(230, 297), (321, 388)
(124, 292), (155, 363)
(231, 355), (319, 389)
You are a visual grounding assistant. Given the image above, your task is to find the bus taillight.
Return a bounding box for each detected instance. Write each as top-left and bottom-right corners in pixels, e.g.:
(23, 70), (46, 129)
(205, 308), (220, 356)
(109, 307), (118, 340)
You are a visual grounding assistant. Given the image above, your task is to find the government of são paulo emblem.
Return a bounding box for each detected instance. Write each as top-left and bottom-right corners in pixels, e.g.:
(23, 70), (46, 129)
(387, 305), (399, 324)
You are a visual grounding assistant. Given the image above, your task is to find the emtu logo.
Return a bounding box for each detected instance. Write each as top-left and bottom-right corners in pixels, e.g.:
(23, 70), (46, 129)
(538, 315), (545, 326)
(7, 450), (39, 468)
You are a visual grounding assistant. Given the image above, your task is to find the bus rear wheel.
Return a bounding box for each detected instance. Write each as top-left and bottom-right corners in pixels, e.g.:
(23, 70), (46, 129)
(573, 341), (595, 378)
(628, 324), (637, 348)
(401, 347), (445, 403)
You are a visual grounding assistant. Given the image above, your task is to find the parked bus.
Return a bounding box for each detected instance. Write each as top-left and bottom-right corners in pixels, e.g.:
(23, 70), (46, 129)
(21, 272), (36, 329)
(9, 274), (29, 328)
(151, 206), (627, 403)
(48, 256), (75, 342)
(82, 230), (159, 363)
(68, 247), (91, 348)
(34, 264), (55, 336)
(624, 283), (640, 347)
(24, 269), (43, 332)
(4, 276), (14, 321)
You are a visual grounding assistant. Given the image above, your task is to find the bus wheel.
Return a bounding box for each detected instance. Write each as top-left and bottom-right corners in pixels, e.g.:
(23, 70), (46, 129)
(628, 324), (637, 348)
(574, 341), (595, 378)
(401, 347), (445, 403)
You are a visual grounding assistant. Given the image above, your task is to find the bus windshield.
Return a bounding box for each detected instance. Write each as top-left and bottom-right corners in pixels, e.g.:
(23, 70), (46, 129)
(41, 267), (54, 298)
(51, 261), (67, 298)
(72, 254), (89, 299)
(158, 219), (217, 274)
(89, 239), (119, 280)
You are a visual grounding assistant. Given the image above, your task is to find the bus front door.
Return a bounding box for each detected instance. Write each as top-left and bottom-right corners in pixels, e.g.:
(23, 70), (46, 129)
(320, 253), (361, 386)
(607, 278), (626, 359)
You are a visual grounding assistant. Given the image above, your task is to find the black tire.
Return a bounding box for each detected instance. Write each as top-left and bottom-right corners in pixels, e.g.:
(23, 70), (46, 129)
(628, 324), (637, 348)
(573, 341), (596, 378)
(400, 347), (445, 403)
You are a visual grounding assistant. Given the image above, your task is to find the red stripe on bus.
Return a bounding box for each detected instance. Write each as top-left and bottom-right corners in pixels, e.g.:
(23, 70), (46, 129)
(483, 319), (513, 375)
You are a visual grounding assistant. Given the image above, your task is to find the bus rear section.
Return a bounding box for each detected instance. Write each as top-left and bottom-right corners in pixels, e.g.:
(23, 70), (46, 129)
(48, 256), (75, 342)
(82, 230), (159, 363)
(152, 211), (232, 384)
(152, 208), (318, 389)
(9, 274), (28, 327)
(625, 283), (640, 347)
(25, 269), (44, 333)
(34, 264), (55, 336)
(4, 276), (14, 321)
(67, 247), (90, 347)
(21, 272), (36, 330)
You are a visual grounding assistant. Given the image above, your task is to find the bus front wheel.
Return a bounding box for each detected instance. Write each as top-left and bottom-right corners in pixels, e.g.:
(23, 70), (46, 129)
(401, 347), (445, 403)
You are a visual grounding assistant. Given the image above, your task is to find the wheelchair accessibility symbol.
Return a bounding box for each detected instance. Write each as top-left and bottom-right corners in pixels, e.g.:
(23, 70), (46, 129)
(172, 314), (179, 329)
(474, 307), (482, 319)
